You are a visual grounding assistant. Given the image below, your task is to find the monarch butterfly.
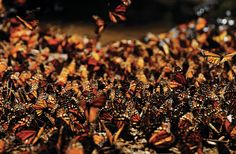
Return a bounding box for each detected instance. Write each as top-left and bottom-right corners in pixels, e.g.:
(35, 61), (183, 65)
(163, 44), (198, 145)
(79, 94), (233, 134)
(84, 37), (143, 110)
(109, 4), (127, 23)
(149, 122), (175, 148)
(32, 93), (47, 116)
(200, 48), (236, 65)
(16, 130), (36, 144)
(92, 15), (105, 35)
(66, 141), (84, 154)
(99, 120), (124, 144)
(16, 15), (39, 31)
(16, 8), (40, 30)
(122, 0), (132, 6)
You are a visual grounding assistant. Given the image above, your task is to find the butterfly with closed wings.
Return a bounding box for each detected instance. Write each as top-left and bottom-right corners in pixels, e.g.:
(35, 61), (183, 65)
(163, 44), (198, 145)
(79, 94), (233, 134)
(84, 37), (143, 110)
(93, 15), (105, 35)
(16, 8), (40, 31)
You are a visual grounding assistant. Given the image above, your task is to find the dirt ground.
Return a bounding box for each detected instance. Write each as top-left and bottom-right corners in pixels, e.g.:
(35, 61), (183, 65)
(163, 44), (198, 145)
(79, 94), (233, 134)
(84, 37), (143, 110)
(41, 21), (173, 44)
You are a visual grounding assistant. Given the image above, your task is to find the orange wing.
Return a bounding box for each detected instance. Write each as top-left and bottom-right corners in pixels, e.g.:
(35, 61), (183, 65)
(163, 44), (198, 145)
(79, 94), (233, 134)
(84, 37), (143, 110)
(16, 15), (38, 30)
(93, 15), (105, 34)
(221, 52), (236, 63)
(200, 49), (221, 65)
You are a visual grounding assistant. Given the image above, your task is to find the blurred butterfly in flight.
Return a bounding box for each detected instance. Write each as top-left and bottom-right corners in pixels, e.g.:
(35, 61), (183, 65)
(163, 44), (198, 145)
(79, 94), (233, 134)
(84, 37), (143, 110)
(16, 7), (40, 30)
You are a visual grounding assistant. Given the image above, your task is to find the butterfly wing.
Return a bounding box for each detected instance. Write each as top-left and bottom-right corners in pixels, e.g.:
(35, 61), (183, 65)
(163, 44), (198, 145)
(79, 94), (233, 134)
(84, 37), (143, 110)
(16, 15), (39, 30)
(92, 15), (105, 34)
(200, 49), (221, 65)
(109, 4), (127, 23)
(221, 52), (236, 63)
(16, 7), (40, 30)
(122, 0), (132, 6)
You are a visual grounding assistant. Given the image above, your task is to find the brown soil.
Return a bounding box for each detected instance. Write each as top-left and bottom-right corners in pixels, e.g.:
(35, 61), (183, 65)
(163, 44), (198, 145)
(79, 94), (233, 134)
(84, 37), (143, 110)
(41, 22), (173, 44)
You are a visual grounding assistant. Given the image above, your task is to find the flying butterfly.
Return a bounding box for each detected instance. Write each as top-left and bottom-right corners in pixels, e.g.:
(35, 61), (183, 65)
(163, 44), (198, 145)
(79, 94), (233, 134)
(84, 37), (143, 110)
(109, 4), (127, 23)
(93, 15), (105, 35)
(122, 0), (132, 6)
(16, 8), (40, 30)
(16, 15), (38, 30)
(200, 48), (236, 65)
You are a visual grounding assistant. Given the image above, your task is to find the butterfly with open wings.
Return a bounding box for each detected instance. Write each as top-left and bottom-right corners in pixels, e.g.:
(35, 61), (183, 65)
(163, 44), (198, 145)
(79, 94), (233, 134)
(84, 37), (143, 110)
(200, 48), (236, 65)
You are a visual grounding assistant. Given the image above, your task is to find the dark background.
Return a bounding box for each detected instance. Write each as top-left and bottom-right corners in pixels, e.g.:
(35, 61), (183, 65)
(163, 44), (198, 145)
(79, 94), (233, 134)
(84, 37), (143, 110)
(3, 0), (236, 43)
(3, 0), (236, 24)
